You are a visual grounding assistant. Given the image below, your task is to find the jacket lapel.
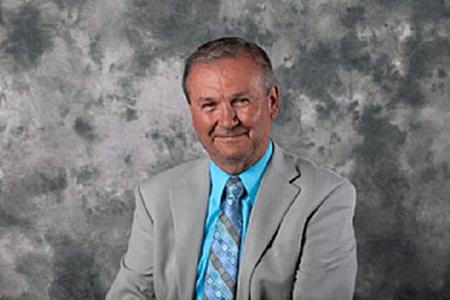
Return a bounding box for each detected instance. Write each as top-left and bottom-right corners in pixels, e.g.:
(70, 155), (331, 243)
(237, 144), (302, 299)
(169, 158), (210, 298)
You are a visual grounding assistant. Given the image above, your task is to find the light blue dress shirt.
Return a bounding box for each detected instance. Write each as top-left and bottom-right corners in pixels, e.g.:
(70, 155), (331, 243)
(194, 141), (273, 299)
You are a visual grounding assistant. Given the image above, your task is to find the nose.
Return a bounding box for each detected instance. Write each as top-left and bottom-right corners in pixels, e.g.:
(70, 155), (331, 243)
(218, 102), (238, 128)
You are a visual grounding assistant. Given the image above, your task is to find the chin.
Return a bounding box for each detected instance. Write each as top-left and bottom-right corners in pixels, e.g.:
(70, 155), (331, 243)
(216, 149), (256, 167)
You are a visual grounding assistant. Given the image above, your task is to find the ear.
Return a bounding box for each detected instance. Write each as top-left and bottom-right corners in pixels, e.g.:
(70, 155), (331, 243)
(268, 84), (280, 120)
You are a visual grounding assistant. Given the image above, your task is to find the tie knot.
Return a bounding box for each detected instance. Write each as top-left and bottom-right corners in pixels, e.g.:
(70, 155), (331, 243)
(226, 176), (245, 200)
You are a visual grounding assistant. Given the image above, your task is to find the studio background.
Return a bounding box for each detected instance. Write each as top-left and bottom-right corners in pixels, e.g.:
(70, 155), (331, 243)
(0, 0), (449, 299)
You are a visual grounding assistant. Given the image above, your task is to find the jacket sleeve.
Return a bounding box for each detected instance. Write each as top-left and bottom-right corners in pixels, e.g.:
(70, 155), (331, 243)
(293, 181), (357, 300)
(106, 185), (156, 300)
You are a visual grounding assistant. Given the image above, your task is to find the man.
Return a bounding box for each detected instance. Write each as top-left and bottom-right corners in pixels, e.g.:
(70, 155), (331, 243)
(107, 37), (357, 299)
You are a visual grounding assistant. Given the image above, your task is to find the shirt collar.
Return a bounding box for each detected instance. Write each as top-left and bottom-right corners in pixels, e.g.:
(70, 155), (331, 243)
(209, 141), (273, 197)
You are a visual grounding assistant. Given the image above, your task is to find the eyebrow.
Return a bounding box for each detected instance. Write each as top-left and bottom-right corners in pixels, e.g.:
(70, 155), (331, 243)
(197, 91), (249, 102)
(230, 91), (248, 99)
(196, 97), (217, 103)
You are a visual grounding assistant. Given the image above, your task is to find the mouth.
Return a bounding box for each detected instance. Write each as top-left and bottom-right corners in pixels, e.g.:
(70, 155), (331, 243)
(214, 132), (248, 143)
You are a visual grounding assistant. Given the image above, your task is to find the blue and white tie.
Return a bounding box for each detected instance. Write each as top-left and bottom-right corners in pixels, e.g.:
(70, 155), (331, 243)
(203, 177), (245, 300)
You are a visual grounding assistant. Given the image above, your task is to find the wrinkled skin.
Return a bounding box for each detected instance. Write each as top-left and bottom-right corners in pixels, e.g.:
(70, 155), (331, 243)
(187, 55), (280, 174)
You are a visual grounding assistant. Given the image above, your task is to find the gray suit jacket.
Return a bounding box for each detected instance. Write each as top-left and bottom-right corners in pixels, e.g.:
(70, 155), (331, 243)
(106, 144), (357, 299)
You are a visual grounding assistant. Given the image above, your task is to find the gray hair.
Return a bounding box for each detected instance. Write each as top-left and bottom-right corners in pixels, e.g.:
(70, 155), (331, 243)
(182, 37), (274, 102)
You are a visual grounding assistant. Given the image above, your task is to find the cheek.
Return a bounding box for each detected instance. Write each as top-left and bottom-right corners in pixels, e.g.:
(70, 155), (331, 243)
(191, 112), (213, 136)
(242, 107), (270, 127)
(248, 110), (272, 138)
(239, 105), (259, 122)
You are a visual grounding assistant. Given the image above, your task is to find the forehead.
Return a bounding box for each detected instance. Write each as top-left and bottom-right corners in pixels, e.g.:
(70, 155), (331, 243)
(187, 55), (264, 98)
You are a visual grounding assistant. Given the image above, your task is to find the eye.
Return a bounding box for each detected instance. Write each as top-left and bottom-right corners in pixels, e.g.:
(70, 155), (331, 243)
(234, 98), (250, 106)
(201, 101), (217, 111)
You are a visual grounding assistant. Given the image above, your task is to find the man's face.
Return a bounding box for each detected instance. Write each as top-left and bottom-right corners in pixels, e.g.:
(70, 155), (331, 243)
(187, 54), (279, 174)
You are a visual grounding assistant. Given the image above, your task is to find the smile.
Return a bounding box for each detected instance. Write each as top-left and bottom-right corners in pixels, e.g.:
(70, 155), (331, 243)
(214, 133), (247, 142)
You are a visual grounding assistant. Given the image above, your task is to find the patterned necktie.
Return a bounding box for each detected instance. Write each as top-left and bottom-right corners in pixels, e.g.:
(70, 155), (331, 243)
(203, 176), (245, 300)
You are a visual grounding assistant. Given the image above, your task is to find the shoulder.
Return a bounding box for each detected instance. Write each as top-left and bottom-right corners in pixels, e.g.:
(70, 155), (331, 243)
(295, 154), (352, 190)
(273, 144), (355, 207)
(134, 156), (209, 214)
(273, 144), (351, 186)
(139, 156), (209, 193)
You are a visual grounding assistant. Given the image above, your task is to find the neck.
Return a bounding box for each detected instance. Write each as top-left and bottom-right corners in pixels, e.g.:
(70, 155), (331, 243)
(213, 160), (251, 175)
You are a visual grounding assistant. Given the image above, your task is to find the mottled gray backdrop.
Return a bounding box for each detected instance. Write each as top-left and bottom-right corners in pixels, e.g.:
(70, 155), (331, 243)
(0, 0), (449, 299)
